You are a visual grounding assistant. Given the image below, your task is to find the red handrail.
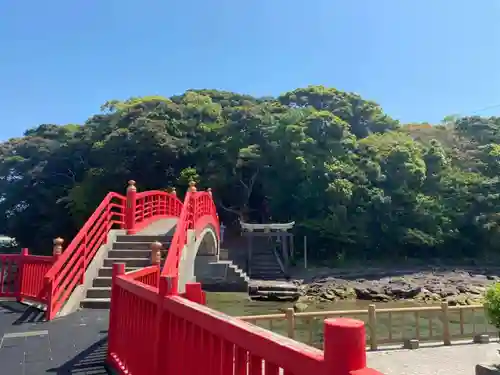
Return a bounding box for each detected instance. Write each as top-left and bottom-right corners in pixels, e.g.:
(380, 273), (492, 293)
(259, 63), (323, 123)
(43, 186), (183, 320)
(44, 192), (126, 319)
(161, 190), (220, 291)
(107, 265), (382, 375)
(126, 265), (161, 288)
(133, 191), (183, 234)
(161, 191), (194, 285)
(192, 191), (220, 239)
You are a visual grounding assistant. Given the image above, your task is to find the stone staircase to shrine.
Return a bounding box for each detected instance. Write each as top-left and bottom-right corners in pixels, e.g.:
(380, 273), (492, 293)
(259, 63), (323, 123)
(249, 245), (286, 280)
(81, 234), (171, 309)
(80, 232), (251, 308)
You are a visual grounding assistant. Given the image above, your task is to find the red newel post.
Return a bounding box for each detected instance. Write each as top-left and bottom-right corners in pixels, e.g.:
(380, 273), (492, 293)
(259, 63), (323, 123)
(107, 263), (126, 364)
(323, 318), (371, 375)
(125, 180), (137, 235)
(185, 282), (206, 305)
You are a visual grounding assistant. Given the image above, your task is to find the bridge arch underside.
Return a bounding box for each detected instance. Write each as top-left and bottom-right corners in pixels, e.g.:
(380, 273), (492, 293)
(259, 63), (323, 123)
(177, 225), (219, 293)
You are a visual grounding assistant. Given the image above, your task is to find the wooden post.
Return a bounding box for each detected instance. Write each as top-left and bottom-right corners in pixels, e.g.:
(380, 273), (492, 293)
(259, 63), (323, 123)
(285, 308), (295, 339)
(303, 236), (308, 269)
(125, 180), (137, 235)
(282, 233), (289, 272)
(247, 235), (253, 276)
(368, 304), (378, 350)
(150, 241), (162, 265)
(441, 301), (451, 345)
(53, 238), (64, 261)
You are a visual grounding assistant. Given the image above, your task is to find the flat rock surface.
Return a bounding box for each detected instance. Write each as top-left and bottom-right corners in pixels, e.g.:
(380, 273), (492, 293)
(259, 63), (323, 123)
(249, 280), (297, 288)
(0, 300), (109, 374)
(367, 343), (500, 375)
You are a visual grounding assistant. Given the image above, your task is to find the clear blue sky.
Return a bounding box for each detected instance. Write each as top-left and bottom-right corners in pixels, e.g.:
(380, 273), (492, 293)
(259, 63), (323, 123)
(1, 0), (499, 140)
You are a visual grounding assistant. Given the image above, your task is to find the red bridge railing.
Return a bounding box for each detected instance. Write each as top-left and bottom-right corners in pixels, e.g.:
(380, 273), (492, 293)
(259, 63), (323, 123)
(108, 264), (381, 375)
(0, 180), (183, 320)
(43, 191), (127, 319)
(0, 249), (54, 302)
(161, 182), (220, 290)
(43, 181), (183, 320)
(107, 182), (382, 375)
(125, 181), (183, 235)
(1, 179), (383, 375)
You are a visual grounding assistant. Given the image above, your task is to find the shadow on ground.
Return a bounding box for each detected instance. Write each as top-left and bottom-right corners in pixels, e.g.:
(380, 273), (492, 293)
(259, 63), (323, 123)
(0, 301), (46, 325)
(47, 337), (109, 375)
(0, 300), (27, 314)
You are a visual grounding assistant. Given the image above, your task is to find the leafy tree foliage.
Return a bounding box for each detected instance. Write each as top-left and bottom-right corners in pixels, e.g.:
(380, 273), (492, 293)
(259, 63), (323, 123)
(1, 86), (500, 261)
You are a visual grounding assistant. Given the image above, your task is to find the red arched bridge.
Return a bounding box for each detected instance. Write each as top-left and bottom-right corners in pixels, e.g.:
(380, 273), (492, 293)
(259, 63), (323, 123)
(0, 180), (383, 375)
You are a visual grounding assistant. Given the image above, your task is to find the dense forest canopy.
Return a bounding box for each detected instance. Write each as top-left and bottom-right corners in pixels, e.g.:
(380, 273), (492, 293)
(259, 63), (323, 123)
(1, 85), (500, 261)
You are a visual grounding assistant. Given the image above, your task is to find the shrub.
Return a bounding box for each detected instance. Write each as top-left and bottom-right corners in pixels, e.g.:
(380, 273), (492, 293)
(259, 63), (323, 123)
(484, 283), (500, 329)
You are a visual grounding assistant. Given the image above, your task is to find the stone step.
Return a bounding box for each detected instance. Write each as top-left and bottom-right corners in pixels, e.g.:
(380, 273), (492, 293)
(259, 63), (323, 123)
(251, 264), (283, 270)
(251, 261), (283, 266)
(229, 269), (250, 283)
(104, 258), (151, 267)
(250, 267), (283, 274)
(86, 287), (112, 299)
(249, 282), (298, 292)
(228, 266), (250, 283)
(80, 298), (111, 309)
(93, 277), (112, 288)
(116, 235), (172, 243)
(251, 270), (285, 276)
(112, 241), (171, 250)
(253, 290), (300, 296)
(251, 261), (282, 267)
(98, 266), (139, 277)
(250, 275), (287, 280)
(108, 249), (152, 258)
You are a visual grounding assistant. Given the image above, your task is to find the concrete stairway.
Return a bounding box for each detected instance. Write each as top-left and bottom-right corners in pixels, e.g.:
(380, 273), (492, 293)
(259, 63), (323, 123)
(195, 259), (250, 292)
(80, 234), (171, 309)
(249, 245), (286, 280)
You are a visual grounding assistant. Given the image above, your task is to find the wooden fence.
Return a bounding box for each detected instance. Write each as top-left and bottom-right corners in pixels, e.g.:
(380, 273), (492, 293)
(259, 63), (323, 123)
(238, 302), (498, 350)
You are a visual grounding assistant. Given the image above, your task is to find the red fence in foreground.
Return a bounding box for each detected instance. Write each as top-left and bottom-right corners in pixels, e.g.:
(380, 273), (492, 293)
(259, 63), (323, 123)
(108, 264), (381, 375)
(0, 249), (55, 303)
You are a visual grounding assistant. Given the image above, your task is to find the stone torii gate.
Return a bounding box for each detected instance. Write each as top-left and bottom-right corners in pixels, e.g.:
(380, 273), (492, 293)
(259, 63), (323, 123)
(240, 221), (295, 275)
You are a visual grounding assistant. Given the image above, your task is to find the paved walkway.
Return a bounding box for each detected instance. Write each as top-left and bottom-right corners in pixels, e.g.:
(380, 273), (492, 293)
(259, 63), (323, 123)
(0, 301), (109, 375)
(368, 343), (499, 375)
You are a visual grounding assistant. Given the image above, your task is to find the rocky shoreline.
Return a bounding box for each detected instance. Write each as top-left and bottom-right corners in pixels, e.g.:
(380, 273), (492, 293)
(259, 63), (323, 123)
(295, 269), (500, 307)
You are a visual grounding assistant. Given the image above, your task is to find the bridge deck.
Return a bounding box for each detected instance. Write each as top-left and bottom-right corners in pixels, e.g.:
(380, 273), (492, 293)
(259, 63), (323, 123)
(0, 301), (109, 374)
(136, 217), (178, 235)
